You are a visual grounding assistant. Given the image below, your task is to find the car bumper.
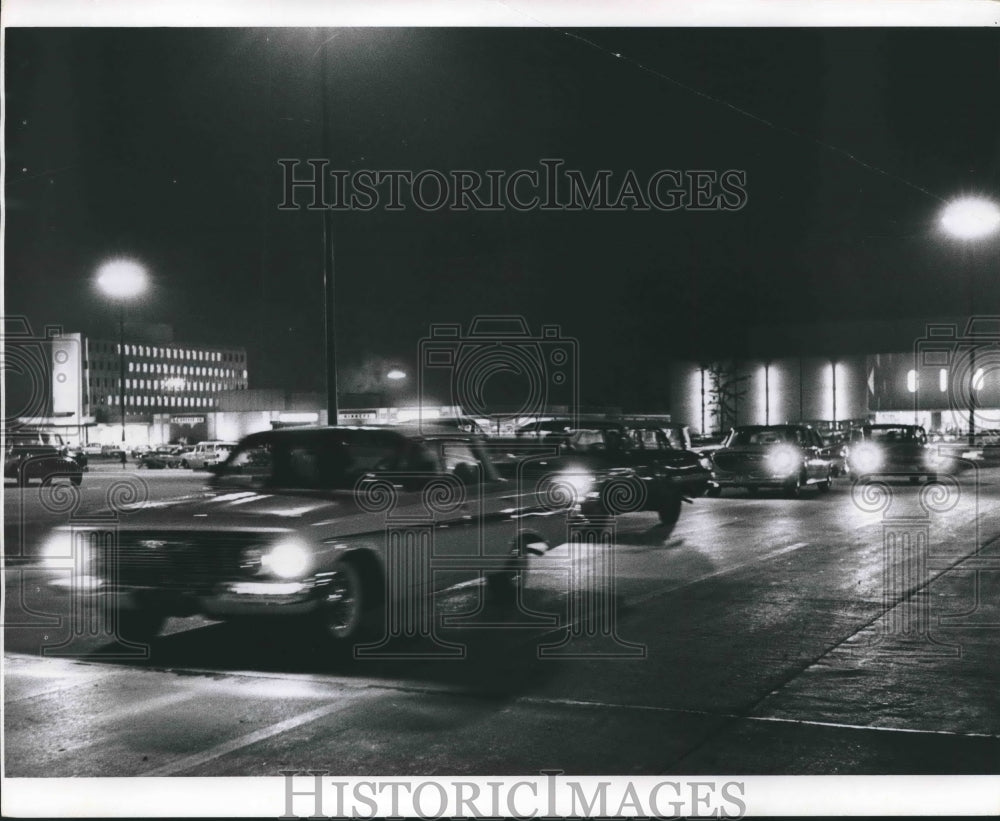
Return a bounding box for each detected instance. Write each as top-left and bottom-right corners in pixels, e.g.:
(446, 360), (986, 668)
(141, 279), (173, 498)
(49, 576), (324, 618)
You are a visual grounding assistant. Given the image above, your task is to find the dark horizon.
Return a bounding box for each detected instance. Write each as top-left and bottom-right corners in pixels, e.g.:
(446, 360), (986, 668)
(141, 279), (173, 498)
(5, 27), (999, 410)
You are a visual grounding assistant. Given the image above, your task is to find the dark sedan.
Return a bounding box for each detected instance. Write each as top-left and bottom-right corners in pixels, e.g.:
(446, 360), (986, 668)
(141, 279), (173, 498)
(708, 424), (834, 497)
(493, 421), (711, 531)
(844, 424), (953, 482)
(41, 426), (571, 647)
(5, 434), (83, 487)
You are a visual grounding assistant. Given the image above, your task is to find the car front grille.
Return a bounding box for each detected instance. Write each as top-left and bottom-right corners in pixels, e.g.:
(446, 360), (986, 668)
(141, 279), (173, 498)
(713, 453), (766, 473)
(92, 531), (265, 593)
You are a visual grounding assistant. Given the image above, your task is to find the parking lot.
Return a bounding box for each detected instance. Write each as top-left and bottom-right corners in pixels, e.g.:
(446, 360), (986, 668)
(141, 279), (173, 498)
(5, 465), (999, 779)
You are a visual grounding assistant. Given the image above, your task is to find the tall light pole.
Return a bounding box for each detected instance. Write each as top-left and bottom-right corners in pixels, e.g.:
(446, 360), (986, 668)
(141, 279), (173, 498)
(938, 196), (1000, 446)
(95, 259), (149, 445)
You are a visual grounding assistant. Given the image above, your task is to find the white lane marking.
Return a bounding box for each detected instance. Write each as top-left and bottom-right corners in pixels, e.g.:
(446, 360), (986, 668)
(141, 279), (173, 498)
(514, 695), (999, 740)
(140, 698), (362, 776)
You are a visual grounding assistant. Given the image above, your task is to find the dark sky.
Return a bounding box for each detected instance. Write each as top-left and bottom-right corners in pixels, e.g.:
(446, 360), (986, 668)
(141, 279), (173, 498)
(5, 28), (999, 409)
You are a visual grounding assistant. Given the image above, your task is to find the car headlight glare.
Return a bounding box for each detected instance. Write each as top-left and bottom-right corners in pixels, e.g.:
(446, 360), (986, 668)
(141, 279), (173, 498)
(767, 446), (799, 474)
(40, 529), (76, 570)
(556, 471), (595, 501)
(260, 539), (311, 579)
(851, 443), (882, 473)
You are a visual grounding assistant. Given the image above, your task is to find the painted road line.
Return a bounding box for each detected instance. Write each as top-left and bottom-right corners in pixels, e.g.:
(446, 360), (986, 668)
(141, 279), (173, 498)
(139, 697), (365, 777)
(513, 695), (999, 740)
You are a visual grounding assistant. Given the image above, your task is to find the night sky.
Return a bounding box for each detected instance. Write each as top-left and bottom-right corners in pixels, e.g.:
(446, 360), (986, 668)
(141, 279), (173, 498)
(5, 27), (999, 410)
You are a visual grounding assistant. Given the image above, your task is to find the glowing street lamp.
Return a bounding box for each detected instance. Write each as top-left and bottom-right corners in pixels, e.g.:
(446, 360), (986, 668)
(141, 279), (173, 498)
(386, 369), (407, 381)
(939, 196), (1000, 240)
(938, 195), (999, 446)
(95, 258), (149, 445)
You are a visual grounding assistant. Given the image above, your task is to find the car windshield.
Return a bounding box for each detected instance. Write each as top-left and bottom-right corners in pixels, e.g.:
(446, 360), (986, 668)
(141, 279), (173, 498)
(216, 430), (453, 490)
(865, 427), (920, 443)
(726, 427), (795, 446)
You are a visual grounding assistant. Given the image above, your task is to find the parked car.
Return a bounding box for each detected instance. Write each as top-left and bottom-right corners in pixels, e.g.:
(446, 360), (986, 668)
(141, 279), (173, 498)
(178, 441), (238, 470)
(708, 424), (835, 497)
(138, 446), (185, 469)
(493, 420), (711, 530)
(5, 433), (83, 486)
(844, 424), (953, 482)
(40, 425), (571, 646)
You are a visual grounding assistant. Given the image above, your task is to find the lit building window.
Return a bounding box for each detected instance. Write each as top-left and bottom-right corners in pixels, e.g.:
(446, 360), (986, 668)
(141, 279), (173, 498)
(907, 369), (917, 392)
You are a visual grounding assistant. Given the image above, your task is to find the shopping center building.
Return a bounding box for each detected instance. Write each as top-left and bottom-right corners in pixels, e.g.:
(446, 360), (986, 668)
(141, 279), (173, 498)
(668, 316), (1000, 437)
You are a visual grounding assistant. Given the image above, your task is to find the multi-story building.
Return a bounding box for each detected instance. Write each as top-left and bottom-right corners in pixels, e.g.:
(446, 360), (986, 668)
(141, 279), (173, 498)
(50, 331), (248, 445)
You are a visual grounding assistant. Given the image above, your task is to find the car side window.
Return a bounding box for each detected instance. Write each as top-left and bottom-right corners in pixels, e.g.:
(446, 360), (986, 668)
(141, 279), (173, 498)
(222, 442), (274, 486)
(440, 442), (490, 485)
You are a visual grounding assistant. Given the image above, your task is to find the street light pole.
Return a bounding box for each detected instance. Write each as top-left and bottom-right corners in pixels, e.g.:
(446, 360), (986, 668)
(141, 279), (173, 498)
(320, 37), (338, 426)
(118, 305), (127, 444)
(938, 195), (1000, 447)
(95, 258), (148, 448)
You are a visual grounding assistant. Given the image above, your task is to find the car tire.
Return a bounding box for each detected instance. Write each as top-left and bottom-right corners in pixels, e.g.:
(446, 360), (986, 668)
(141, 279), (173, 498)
(487, 540), (529, 605)
(117, 610), (165, 644)
(657, 492), (683, 532)
(181, 460), (189, 469)
(314, 560), (381, 646)
(818, 471), (832, 492)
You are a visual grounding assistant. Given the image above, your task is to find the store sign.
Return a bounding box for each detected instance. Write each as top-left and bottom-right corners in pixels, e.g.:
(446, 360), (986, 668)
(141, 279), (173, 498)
(170, 416), (205, 425)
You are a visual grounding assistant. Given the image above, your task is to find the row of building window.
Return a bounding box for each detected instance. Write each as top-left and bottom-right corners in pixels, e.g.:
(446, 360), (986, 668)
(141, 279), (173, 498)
(103, 395), (218, 408)
(90, 341), (244, 362)
(122, 362), (247, 378)
(91, 378), (248, 392)
(907, 368), (986, 392)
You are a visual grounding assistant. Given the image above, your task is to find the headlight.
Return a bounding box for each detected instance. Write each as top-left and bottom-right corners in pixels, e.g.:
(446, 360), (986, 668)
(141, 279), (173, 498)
(40, 529), (76, 570)
(767, 446), (799, 474)
(556, 471), (596, 501)
(850, 443), (882, 473)
(260, 538), (312, 579)
(698, 456), (712, 471)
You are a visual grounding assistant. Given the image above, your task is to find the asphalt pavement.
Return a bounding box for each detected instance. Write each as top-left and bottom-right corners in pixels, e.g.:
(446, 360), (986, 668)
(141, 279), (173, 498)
(4, 468), (999, 779)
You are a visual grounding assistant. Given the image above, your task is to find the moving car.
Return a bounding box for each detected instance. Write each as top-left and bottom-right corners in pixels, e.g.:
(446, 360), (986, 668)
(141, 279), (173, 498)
(845, 424), (952, 482)
(41, 425), (571, 646)
(4, 432), (83, 487)
(137, 446), (185, 469)
(494, 420), (711, 530)
(708, 424), (834, 497)
(178, 440), (237, 470)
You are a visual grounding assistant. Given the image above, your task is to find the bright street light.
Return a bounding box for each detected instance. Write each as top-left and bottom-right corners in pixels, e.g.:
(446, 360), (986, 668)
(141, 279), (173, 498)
(95, 258), (149, 300)
(95, 258), (149, 446)
(939, 196), (1000, 240)
(386, 369), (407, 381)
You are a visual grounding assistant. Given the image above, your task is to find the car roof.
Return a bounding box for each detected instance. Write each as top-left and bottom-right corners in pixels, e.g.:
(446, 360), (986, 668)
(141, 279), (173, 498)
(732, 424), (812, 431)
(239, 424), (484, 443)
